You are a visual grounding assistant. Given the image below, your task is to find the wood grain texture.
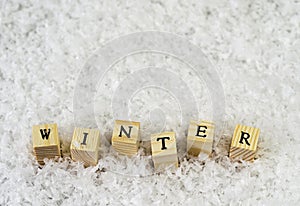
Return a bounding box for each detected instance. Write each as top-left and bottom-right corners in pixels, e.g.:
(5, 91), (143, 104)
(151, 132), (178, 170)
(32, 123), (61, 164)
(187, 120), (214, 157)
(32, 123), (60, 147)
(111, 120), (140, 156)
(70, 127), (101, 166)
(229, 124), (260, 161)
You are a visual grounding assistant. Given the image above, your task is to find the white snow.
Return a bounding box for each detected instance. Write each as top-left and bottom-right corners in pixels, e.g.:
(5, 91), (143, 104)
(0, 0), (299, 205)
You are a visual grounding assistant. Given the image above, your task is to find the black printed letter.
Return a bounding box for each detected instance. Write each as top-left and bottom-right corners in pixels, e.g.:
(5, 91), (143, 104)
(40, 129), (51, 140)
(119, 126), (133, 138)
(195, 125), (207, 138)
(157, 137), (170, 150)
(81, 132), (88, 145)
(239, 131), (251, 146)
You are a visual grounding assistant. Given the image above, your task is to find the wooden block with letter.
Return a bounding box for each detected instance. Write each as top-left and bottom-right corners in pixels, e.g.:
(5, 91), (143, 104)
(229, 124), (260, 162)
(70, 127), (101, 166)
(111, 120), (140, 156)
(32, 123), (61, 164)
(187, 120), (214, 157)
(151, 132), (178, 170)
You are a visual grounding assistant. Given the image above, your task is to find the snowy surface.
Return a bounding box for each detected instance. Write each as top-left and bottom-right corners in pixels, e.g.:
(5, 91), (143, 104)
(0, 0), (300, 205)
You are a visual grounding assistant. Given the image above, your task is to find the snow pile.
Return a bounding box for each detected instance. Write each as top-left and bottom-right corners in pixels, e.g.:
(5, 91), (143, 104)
(0, 0), (299, 205)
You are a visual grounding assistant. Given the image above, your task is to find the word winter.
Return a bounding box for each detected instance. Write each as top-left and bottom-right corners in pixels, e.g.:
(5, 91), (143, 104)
(32, 120), (260, 168)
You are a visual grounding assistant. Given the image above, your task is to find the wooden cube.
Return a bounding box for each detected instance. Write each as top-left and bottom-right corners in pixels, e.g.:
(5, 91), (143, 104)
(32, 123), (61, 164)
(151, 132), (178, 170)
(229, 124), (260, 162)
(70, 127), (101, 166)
(187, 120), (214, 157)
(111, 120), (140, 156)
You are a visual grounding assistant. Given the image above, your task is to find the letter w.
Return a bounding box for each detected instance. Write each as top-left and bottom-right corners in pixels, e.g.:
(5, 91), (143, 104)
(40, 129), (51, 140)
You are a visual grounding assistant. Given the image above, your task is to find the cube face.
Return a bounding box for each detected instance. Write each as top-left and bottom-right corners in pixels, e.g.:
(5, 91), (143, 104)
(187, 120), (214, 157)
(153, 162), (178, 171)
(229, 124), (260, 161)
(70, 128), (101, 166)
(32, 123), (60, 148)
(32, 123), (61, 164)
(112, 120), (140, 143)
(187, 141), (213, 156)
(111, 120), (140, 156)
(151, 132), (178, 170)
(70, 128), (100, 152)
(151, 132), (177, 157)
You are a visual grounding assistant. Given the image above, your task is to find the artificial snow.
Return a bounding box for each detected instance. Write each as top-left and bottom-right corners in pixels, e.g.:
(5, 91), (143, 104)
(0, 0), (299, 205)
